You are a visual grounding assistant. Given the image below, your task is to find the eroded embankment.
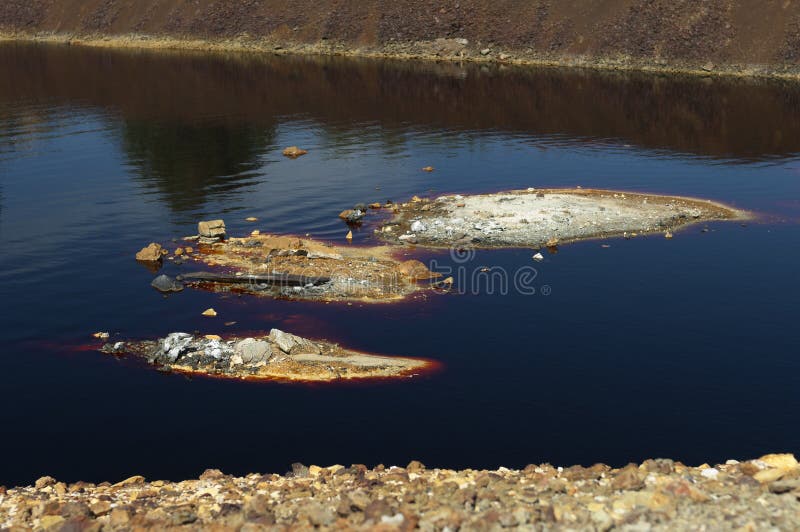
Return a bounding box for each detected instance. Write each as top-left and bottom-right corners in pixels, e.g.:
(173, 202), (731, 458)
(99, 329), (429, 382)
(4, 0), (800, 79)
(378, 189), (747, 249)
(3, 454), (799, 530)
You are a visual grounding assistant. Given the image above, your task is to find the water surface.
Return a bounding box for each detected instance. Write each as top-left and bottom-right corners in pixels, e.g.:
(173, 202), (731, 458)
(1, 43), (799, 486)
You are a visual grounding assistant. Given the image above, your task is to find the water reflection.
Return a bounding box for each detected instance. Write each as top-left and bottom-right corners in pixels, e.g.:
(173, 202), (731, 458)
(1, 42), (800, 162)
(122, 120), (271, 212)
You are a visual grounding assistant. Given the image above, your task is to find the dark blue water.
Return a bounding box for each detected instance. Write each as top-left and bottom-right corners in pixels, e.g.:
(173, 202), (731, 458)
(1, 43), (799, 486)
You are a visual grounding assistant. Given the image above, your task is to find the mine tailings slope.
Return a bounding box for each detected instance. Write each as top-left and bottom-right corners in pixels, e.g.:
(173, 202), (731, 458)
(2, 1), (800, 77)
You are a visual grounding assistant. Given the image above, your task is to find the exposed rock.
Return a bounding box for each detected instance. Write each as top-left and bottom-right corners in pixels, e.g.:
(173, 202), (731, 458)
(101, 330), (427, 382)
(532, 252), (544, 262)
(150, 274), (184, 293)
(234, 338), (271, 365)
(282, 146), (308, 158)
(197, 219), (226, 240)
(397, 259), (441, 280)
(201, 308), (217, 317)
(135, 242), (163, 262)
(160, 333), (194, 362)
(269, 328), (321, 355)
(339, 209), (365, 223)
(379, 189), (746, 249)
(422, 166), (434, 172)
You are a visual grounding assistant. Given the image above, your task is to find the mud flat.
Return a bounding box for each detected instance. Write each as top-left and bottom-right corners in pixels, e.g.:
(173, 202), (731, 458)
(3, 454), (799, 530)
(149, 232), (441, 302)
(378, 188), (747, 249)
(100, 329), (428, 382)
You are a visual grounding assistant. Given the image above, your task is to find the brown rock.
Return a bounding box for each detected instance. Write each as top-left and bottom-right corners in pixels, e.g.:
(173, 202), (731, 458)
(422, 166), (434, 172)
(109, 508), (130, 527)
(283, 146), (308, 158)
(112, 475), (145, 487)
(35, 476), (57, 489)
(90, 501), (112, 516)
(135, 243), (163, 262)
(611, 464), (645, 491)
(369, 203), (382, 209)
(407, 460), (425, 473)
(198, 219), (226, 239)
(39, 516), (65, 531)
(397, 259), (441, 280)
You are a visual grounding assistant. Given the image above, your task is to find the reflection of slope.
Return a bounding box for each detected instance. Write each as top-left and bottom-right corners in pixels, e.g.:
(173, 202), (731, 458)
(3, 43), (800, 165)
(122, 120), (274, 213)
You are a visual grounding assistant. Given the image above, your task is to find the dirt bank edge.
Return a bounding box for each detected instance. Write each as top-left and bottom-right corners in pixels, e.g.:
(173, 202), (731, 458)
(4, 31), (800, 82)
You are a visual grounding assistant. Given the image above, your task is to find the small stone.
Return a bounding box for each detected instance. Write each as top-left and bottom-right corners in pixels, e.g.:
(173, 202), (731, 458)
(113, 475), (145, 487)
(532, 252), (544, 262)
(410, 220), (427, 232)
(245, 217), (258, 222)
(205, 334), (222, 341)
(251, 229), (260, 236)
(136, 242), (163, 262)
(422, 166), (434, 172)
(174, 247), (184, 256)
(202, 308), (217, 317)
(545, 237), (559, 247)
(39, 516), (65, 530)
(93, 332), (110, 339)
(346, 230), (353, 240)
(283, 146), (308, 158)
(90, 501), (112, 516)
(185, 246), (194, 253)
(369, 202), (382, 209)
(151, 274), (184, 293)
(339, 209), (365, 223)
(665, 231), (674, 239)
(109, 508), (130, 527)
(35, 476), (57, 488)
(701, 467), (719, 479)
(480, 48), (491, 55)
(407, 460), (425, 472)
(198, 219), (226, 240)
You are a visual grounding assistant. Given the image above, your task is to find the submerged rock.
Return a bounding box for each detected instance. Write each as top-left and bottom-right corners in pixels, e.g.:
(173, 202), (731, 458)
(150, 274), (184, 293)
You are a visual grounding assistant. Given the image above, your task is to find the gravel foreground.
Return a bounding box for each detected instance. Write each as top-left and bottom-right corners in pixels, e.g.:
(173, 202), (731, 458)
(2, 455), (799, 531)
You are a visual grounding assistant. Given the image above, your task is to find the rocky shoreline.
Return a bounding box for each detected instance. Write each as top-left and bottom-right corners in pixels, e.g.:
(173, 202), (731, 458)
(2, 454), (798, 530)
(3, 31), (800, 82)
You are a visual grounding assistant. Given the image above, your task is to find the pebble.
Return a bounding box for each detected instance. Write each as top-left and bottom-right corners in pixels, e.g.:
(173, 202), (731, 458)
(532, 252), (544, 262)
(201, 308), (217, 317)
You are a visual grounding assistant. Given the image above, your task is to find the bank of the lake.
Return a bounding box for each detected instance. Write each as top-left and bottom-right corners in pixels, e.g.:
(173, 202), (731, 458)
(2, 455), (799, 530)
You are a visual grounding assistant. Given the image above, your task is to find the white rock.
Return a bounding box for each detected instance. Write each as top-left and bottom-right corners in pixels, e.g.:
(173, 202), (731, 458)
(701, 468), (719, 479)
(162, 333), (194, 362)
(532, 253), (544, 262)
(411, 220), (427, 232)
